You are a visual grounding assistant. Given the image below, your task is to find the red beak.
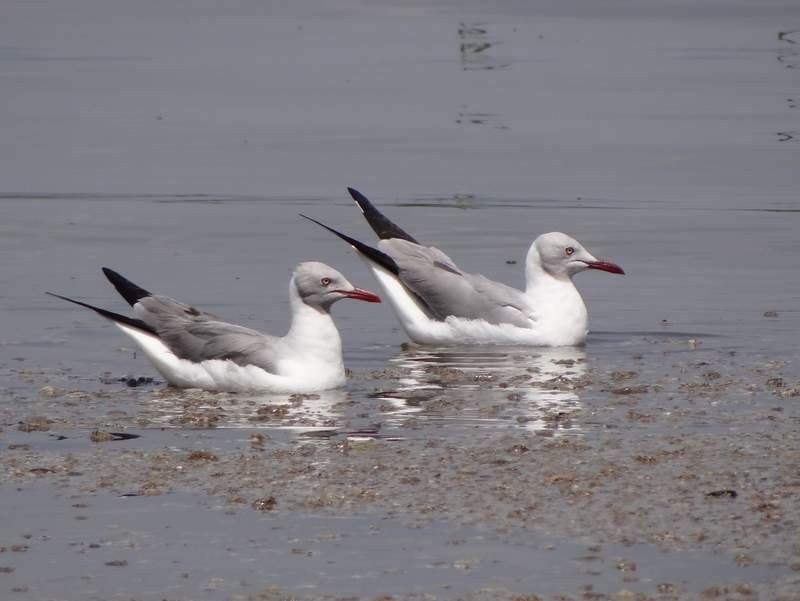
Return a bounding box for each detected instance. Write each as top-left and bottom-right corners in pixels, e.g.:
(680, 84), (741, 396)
(335, 288), (382, 303)
(586, 260), (625, 275)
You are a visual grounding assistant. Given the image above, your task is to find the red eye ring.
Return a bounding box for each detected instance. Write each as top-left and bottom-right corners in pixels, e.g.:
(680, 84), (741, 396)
(321, 277), (332, 286)
(565, 247), (575, 256)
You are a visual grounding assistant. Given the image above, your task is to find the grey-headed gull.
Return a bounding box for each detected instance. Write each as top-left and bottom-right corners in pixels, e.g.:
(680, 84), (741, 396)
(48, 263), (380, 392)
(302, 188), (623, 347)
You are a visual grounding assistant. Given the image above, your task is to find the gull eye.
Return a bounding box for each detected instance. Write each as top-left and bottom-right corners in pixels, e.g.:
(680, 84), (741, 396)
(565, 247), (575, 256)
(320, 277), (332, 286)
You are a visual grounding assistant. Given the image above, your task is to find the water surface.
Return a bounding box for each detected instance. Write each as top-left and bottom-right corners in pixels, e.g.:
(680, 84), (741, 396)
(1, 1), (799, 599)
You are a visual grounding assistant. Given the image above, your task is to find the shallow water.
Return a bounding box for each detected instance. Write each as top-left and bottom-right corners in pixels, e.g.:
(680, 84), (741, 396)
(2, 1), (800, 599)
(0, 486), (789, 600)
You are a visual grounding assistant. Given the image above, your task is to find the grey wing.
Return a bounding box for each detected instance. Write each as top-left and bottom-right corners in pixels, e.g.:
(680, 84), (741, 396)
(133, 295), (280, 370)
(466, 274), (536, 327)
(378, 239), (534, 328)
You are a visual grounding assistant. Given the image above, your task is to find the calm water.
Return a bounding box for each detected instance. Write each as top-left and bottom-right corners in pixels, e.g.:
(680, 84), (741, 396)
(1, 0), (799, 598)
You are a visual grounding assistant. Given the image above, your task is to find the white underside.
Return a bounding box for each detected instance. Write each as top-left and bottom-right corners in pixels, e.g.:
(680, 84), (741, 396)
(114, 322), (346, 393)
(362, 258), (587, 347)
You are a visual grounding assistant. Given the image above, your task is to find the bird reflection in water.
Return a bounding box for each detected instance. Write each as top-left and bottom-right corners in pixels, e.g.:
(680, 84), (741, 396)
(376, 345), (588, 436)
(141, 387), (349, 432)
(141, 347), (588, 438)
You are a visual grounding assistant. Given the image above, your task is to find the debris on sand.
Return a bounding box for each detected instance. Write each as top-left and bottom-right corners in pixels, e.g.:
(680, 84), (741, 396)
(252, 496), (277, 511)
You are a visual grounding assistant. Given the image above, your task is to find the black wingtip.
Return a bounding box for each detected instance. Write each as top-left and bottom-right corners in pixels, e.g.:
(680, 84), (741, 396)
(46, 291), (74, 303)
(346, 187), (419, 244)
(299, 214), (400, 276)
(102, 267), (151, 307)
(347, 187), (369, 214)
(46, 291), (158, 336)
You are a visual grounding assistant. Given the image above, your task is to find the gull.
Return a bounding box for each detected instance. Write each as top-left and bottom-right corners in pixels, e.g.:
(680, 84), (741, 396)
(48, 263), (380, 392)
(302, 188), (623, 346)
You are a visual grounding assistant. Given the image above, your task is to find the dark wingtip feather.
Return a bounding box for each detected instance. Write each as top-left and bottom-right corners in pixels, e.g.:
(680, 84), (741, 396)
(346, 187), (419, 244)
(102, 267), (151, 307)
(347, 187), (370, 214)
(299, 214), (400, 276)
(46, 291), (158, 336)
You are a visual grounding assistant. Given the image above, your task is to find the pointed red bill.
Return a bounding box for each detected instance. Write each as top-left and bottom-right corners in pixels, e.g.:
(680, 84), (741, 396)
(586, 260), (625, 275)
(336, 288), (382, 303)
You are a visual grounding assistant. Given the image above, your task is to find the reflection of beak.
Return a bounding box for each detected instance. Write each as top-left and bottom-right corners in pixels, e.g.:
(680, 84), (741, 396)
(585, 260), (625, 275)
(335, 288), (382, 303)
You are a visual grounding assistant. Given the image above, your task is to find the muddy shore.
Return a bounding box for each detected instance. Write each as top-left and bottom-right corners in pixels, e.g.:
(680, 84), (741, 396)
(3, 338), (799, 600)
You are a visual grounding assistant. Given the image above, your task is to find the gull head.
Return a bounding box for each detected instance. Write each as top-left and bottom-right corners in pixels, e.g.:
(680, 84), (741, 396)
(531, 232), (624, 279)
(293, 262), (381, 310)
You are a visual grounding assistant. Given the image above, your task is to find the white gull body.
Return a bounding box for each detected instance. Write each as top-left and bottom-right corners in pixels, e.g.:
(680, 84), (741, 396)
(305, 188), (624, 347)
(48, 262), (380, 392)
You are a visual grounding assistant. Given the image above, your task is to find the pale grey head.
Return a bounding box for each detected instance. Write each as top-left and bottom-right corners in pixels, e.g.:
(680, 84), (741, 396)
(532, 232), (625, 280)
(292, 261), (381, 310)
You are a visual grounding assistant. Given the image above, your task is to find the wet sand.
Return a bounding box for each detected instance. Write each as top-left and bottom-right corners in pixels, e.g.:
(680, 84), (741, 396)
(2, 0), (800, 599)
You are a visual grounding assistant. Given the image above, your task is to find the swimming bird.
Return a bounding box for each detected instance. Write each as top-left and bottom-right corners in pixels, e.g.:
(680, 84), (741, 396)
(302, 188), (623, 346)
(48, 263), (381, 392)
